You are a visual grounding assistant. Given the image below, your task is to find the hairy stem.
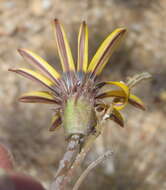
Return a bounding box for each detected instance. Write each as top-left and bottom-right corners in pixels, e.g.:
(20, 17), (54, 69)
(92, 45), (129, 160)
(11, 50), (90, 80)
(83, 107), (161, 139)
(66, 123), (104, 185)
(50, 134), (81, 190)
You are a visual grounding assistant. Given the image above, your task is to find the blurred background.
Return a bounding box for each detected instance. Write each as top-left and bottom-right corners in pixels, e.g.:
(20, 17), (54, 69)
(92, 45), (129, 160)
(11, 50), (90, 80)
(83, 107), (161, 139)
(0, 0), (166, 189)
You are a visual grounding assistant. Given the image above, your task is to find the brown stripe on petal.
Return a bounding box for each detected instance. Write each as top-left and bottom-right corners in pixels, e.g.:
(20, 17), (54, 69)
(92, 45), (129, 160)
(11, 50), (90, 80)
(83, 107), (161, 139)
(109, 109), (124, 127)
(94, 82), (106, 90)
(77, 27), (84, 71)
(49, 113), (62, 131)
(9, 68), (58, 94)
(89, 29), (126, 79)
(18, 49), (61, 86)
(129, 98), (146, 111)
(110, 114), (124, 127)
(53, 19), (75, 89)
(19, 96), (60, 104)
(77, 21), (88, 73)
(54, 19), (70, 72)
(93, 31), (125, 78)
(96, 92), (124, 99)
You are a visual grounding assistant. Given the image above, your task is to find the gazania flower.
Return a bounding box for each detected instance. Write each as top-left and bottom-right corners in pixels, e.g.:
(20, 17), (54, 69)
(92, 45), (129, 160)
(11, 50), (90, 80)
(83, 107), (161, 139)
(9, 19), (145, 138)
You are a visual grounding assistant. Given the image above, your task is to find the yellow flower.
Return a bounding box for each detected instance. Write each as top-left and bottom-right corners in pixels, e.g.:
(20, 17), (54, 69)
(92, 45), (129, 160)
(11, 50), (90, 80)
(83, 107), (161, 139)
(9, 19), (144, 136)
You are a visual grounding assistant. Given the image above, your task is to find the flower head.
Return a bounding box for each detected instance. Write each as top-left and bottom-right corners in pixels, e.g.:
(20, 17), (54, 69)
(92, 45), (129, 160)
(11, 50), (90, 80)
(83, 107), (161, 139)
(9, 19), (145, 138)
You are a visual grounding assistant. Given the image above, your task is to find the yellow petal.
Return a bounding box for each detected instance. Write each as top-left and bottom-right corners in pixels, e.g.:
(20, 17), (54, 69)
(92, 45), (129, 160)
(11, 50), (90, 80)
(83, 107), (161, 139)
(129, 94), (146, 111)
(88, 28), (126, 78)
(18, 49), (60, 83)
(97, 87), (145, 111)
(9, 68), (54, 90)
(98, 81), (129, 110)
(19, 91), (60, 104)
(96, 90), (125, 99)
(110, 107), (124, 127)
(105, 81), (129, 97)
(77, 21), (88, 73)
(53, 19), (75, 73)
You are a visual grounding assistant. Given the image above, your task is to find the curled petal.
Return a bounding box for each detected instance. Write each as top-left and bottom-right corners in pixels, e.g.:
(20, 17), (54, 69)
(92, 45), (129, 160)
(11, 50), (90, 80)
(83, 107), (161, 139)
(97, 87), (145, 111)
(19, 91), (60, 104)
(96, 90), (125, 99)
(77, 21), (88, 73)
(99, 81), (129, 96)
(18, 48), (60, 84)
(9, 68), (56, 91)
(109, 108), (124, 127)
(88, 28), (126, 79)
(49, 113), (62, 131)
(100, 81), (129, 110)
(95, 103), (108, 112)
(128, 94), (146, 111)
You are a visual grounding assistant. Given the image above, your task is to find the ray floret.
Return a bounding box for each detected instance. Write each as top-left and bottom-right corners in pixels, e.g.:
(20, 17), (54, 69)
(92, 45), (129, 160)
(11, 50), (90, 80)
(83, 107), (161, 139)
(19, 91), (60, 104)
(53, 19), (75, 87)
(77, 21), (88, 74)
(9, 68), (56, 91)
(109, 107), (124, 127)
(18, 48), (60, 84)
(88, 28), (126, 79)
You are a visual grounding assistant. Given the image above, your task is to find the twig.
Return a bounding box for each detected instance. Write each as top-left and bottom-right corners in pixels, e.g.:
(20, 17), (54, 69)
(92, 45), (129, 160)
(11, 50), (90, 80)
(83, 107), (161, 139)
(126, 72), (152, 88)
(73, 150), (113, 190)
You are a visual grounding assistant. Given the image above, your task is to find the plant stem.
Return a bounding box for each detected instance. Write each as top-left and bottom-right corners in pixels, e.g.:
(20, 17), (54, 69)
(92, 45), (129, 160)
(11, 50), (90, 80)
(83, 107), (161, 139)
(66, 123), (104, 185)
(73, 150), (113, 190)
(126, 72), (151, 88)
(50, 114), (106, 189)
(50, 134), (81, 190)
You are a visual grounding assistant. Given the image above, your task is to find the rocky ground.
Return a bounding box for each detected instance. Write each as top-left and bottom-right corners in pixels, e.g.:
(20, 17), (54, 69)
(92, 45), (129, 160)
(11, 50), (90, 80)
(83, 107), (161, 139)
(0, 0), (166, 189)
